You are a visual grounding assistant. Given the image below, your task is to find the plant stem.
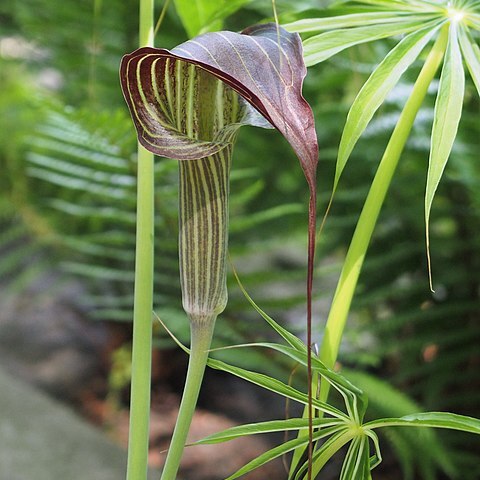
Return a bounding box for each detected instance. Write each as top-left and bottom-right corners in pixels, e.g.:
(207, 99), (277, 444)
(160, 320), (216, 480)
(126, 1), (154, 479)
(318, 24), (449, 403)
(127, 146), (155, 480)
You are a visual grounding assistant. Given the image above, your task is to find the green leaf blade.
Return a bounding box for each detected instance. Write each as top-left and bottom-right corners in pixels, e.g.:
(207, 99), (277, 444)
(425, 22), (465, 278)
(206, 356), (346, 419)
(302, 20), (436, 66)
(458, 26), (480, 97)
(340, 437), (363, 480)
(173, 0), (255, 37)
(224, 426), (346, 480)
(284, 11), (436, 33)
(334, 20), (444, 190)
(350, 0), (443, 12)
(231, 267), (308, 352)
(298, 429), (353, 480)
(192, 417), (341, 445)
(366, 412), (480, 435)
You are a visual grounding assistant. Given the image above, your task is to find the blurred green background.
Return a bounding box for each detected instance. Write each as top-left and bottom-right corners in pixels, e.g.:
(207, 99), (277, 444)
(0, 1), (479, 479)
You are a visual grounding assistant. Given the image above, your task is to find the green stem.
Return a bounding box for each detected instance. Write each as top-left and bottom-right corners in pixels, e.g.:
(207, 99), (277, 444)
(126, 1), (154, 480)
(127, 148), (155, 480)
(318, 25), (449, 403)
(160, 321), (216, 480)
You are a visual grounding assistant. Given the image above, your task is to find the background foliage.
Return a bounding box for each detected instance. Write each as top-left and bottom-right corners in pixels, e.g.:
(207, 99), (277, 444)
(0, 0), (478, 478)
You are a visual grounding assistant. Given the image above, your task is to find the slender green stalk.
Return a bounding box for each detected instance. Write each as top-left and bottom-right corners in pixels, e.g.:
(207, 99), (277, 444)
(160, 321), (216, 480)
(318, 24), (449, 403)
(126, 1), (154, 479)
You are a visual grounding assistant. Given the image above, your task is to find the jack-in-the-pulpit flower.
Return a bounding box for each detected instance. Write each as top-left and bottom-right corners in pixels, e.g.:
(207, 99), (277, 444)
(120, 23), (318, 479)
(121, 24), (318, 325)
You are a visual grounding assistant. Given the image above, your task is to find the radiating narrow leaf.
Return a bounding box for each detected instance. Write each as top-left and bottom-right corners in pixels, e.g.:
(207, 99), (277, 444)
(225, 426), (346, 480)
(297, 429), (353, 480)
(343, 368), (453, 475)
(340, 437), (362, 480)
(284, 11), (437, 33)
(458, 25), (480, 96)
(340, 436), (371, 480)
(243, 342), (365, 401)
(218, 338), (367, 427)
(466, 13), (480, 31)
(365, 429), (382, 469)
(231, 266), (308, 352)
(365, 412), (480, 434)
(207, 356), (346, 419)
(362, 440), (373, 479)
(302, 20), (431, 66)
(334, 20), (443, 190)
(425, 23), (465, 280)
(192, 417), (341, 445)
(352, 0), (442, 11)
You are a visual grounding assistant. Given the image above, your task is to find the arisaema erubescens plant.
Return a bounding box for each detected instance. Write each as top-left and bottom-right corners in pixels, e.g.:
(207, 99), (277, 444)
(119, 0), (480, 479)
(120, 18), (319, 480)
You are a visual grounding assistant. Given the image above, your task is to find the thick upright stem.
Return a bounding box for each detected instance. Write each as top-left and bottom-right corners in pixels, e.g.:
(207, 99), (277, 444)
(126, 1), (154, 479)
(127, 147), (155, 480)
(318, 25), (449, 403)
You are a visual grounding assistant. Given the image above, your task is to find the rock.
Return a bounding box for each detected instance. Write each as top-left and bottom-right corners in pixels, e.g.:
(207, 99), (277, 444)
(0, 273), (109, 400)
(0, 366), (160, 480)
(0, 269), (292, 479)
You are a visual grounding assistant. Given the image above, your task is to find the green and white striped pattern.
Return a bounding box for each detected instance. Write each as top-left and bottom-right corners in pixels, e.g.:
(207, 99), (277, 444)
(179, 149), (233, 324)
